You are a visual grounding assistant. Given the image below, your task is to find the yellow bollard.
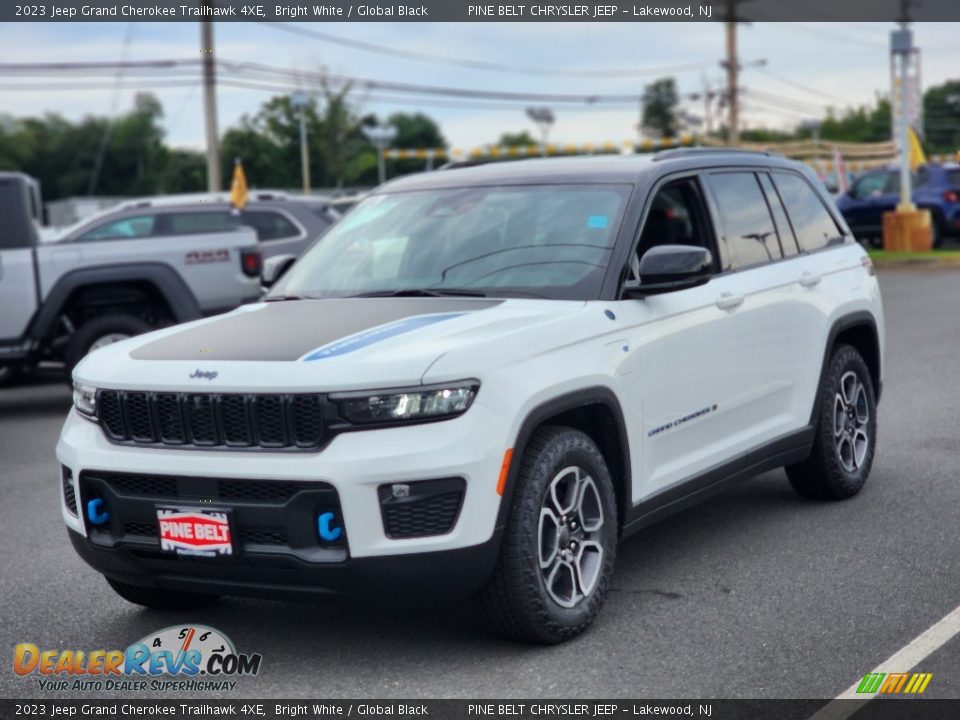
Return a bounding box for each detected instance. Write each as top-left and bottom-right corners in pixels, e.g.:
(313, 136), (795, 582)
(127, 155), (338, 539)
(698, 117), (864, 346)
(882, 208), (932, 252)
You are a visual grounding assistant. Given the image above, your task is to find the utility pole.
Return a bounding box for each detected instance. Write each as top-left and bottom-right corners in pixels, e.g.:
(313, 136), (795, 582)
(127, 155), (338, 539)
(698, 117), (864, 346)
(290, 91), (311, 194)
(201, 14), (221, 192)
(724, 0), (739, 146)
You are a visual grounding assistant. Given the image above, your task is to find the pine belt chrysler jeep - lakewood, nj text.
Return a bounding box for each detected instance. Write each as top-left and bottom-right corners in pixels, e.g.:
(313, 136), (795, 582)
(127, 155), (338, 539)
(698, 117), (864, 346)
(57, 150), (884, 643)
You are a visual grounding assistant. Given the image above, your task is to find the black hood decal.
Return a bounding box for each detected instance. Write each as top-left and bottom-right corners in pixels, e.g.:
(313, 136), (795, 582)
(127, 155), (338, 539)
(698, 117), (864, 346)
(131, 297), (502, 362)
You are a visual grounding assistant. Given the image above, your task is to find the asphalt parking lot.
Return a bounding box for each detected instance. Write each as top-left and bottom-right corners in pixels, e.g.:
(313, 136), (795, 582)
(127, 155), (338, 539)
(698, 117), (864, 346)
(2, 269), (958, 701)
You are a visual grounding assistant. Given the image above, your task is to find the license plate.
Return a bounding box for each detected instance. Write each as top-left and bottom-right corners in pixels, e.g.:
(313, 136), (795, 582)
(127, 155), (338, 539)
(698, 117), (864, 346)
(156, 506), (233, 557)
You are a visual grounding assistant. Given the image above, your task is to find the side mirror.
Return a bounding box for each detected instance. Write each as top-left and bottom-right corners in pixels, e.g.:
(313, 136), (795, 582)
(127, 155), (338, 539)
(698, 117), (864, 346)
(261, 254), (297, 289)
(622, 245), (713, 298)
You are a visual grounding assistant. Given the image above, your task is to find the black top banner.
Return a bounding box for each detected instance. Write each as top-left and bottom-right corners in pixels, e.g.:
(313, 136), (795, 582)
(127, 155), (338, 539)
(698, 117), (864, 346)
(5, 0), (960, 23)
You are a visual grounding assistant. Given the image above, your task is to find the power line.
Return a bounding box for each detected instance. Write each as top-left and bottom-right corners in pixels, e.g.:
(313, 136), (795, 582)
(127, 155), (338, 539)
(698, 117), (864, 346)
(262, 22), (709, 79)
(0, 57), (644, 105)
(754, 67), (849, 105)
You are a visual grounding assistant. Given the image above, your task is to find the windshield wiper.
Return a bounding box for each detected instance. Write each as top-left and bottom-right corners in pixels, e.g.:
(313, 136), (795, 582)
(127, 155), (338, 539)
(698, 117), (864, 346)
(345, 288), (487, 298)
(263, 294), (314, 302)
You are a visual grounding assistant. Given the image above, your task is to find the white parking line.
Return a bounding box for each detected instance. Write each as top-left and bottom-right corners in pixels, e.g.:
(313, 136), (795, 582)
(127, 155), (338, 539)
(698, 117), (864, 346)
(808, 603), (960, 720)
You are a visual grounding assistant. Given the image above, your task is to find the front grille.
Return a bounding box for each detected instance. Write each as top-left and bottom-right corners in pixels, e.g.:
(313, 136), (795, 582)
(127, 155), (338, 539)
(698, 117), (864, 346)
(378, 478), (465, 539)
(96, 390), (324, 450)
(89, 471), (317, 505)
(240, 528), (289, 545)
(124, 522), (156, 536)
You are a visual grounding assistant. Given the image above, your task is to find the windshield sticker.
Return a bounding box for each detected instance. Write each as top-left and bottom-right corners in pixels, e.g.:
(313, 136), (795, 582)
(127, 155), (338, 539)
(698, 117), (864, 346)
(587, 215), (609, 229)
(301, 312), (466, 361)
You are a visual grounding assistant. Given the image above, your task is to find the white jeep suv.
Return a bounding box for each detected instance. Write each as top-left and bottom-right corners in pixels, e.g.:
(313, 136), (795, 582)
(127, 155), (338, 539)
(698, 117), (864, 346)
(58, 150), (884, 643)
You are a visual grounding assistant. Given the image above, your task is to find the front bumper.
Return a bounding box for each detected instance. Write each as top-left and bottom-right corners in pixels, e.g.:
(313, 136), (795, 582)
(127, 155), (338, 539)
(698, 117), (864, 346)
(67, 528), (502, 601)
(56, 401), (509, 598)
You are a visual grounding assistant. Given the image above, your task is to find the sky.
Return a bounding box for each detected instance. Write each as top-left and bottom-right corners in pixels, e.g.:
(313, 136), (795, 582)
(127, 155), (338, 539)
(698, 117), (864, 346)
(0, 21), (957, 153)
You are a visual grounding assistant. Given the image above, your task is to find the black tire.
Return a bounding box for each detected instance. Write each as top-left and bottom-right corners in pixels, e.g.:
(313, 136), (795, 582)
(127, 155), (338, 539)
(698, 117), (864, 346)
(930, 215), (943, 249)
(0, 365), (16, 387)
(65, 314), (152, 375)
(106, 578), (219, 610)
(476, 426), (618, 644)
(786, 344), (877, 500)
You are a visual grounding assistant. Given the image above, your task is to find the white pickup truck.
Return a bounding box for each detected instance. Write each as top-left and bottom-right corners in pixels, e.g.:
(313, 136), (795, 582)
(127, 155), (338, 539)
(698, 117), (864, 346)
(0, 172), (262, 383)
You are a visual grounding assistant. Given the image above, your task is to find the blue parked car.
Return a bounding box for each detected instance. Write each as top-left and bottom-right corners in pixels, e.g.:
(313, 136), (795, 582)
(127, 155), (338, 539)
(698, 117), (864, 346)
(836, 164), (960, 248)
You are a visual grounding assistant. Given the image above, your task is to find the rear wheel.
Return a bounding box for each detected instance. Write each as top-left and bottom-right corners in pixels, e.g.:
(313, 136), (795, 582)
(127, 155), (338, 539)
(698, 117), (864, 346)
(106, 578), (219, 610)
(65, 314), (152, 376)
(787, 344), (876, 500)
(930, 214), (943, 249)
(0, 365), (16, 387)
(476, 426), (617, 644)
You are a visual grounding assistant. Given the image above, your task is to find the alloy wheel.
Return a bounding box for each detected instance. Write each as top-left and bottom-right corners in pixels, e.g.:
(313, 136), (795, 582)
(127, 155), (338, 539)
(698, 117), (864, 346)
(538, 465), (605, 608)
(834, 370), (870, 473)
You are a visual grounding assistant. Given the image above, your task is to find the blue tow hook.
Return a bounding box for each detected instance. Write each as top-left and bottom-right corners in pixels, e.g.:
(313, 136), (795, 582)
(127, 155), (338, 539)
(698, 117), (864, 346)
(87, 498), (109, 525)
(318, 512), (343, 542)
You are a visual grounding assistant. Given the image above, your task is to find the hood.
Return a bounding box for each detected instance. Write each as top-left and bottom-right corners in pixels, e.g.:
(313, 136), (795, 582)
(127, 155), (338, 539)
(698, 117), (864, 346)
(75, 297), (587, 392)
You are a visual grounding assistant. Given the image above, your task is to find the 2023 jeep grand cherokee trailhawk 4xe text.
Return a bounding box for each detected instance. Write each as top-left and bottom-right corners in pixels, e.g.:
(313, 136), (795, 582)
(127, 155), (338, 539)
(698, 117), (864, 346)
(58, 150), (884, 644)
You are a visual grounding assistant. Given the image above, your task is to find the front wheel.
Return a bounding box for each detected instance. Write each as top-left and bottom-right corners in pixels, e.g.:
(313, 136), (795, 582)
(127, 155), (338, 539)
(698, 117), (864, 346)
(476, 426), (618, 644)
(786, 344), (877, 500)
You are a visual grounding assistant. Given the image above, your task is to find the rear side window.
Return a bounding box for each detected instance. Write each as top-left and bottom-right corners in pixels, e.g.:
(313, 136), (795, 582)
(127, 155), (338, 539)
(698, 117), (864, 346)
(78, 215), (156, 241)
(705, 172), (782, 270)
(772, 173), (844, 252)
(851, 173), (886, 199)
(160, 211), (238, 235)
(758, 173), (800, 257)
(240, 210), (301, 241)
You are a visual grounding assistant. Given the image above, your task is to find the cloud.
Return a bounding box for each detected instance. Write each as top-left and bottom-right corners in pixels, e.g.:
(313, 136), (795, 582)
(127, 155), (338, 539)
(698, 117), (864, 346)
(0, 20), (956, 153)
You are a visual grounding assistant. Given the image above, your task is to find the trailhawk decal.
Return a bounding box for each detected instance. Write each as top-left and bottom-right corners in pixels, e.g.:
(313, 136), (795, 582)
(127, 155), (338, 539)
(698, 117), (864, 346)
(301, 312), (466, 361)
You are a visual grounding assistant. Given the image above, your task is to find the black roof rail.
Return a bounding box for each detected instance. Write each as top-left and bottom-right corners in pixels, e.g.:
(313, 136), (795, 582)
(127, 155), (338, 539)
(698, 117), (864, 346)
(652, 147), (773, 161)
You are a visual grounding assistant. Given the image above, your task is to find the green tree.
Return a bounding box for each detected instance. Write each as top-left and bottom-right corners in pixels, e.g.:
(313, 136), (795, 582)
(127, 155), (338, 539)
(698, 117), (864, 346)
(386, 111), (446, 175)
(497, 131), (537, 147)
(642, 77), (679, 138)
(923, 80), (960, 154)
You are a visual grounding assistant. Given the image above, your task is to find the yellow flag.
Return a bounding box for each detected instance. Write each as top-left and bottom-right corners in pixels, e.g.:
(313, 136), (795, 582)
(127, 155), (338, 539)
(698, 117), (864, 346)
(230, 159), (248, 210)
(907, 127), (926, 171)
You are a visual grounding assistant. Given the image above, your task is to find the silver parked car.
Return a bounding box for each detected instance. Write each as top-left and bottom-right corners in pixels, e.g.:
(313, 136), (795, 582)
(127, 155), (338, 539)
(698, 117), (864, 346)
(57, 191), (338, 259)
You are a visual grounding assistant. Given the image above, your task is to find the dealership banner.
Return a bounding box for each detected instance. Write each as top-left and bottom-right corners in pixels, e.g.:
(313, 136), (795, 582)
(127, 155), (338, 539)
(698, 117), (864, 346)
(5, 0), (960, 22)
(4, 700), (960, 719)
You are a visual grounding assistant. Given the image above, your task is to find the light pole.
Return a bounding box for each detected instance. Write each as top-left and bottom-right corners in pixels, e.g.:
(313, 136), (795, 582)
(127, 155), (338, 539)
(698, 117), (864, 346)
(526, 107), (555, 156)
(290, 91), (311, 194)
(362, 124), (398, 185)
(801, 118), (823, 178)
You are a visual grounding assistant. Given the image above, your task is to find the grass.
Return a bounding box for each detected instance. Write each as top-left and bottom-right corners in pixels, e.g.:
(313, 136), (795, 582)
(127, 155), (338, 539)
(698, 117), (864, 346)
(868, 249), (960, 265)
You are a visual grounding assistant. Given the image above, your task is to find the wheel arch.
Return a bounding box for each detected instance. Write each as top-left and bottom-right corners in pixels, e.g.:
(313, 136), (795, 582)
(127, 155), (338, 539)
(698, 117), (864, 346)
(28, 263), (202, 341)
(812, 311), (882, 424)
(498, 386), (632, 535)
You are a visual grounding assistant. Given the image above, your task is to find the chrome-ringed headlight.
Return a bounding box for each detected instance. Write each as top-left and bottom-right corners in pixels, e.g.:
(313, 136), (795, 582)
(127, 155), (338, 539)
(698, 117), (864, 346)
(331, 380), (479, 426)
(72, 382), (98, 420)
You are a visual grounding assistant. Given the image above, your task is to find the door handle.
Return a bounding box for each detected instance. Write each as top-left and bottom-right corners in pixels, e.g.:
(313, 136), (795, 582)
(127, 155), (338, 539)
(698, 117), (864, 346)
(716, 292), (744, 311)
(799, 272), (822, 288)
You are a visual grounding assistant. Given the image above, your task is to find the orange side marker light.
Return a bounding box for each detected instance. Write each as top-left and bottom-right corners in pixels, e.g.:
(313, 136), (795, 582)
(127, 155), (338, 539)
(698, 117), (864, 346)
(496, 448), (514, 496)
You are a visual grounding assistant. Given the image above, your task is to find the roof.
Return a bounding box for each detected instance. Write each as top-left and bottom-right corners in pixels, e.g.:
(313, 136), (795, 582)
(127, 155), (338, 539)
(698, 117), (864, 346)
(378, 149), (807, 192)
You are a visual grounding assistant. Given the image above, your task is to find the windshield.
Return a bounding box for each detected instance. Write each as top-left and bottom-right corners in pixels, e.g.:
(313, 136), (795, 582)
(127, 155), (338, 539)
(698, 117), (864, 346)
(270, 184), (629, 300)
